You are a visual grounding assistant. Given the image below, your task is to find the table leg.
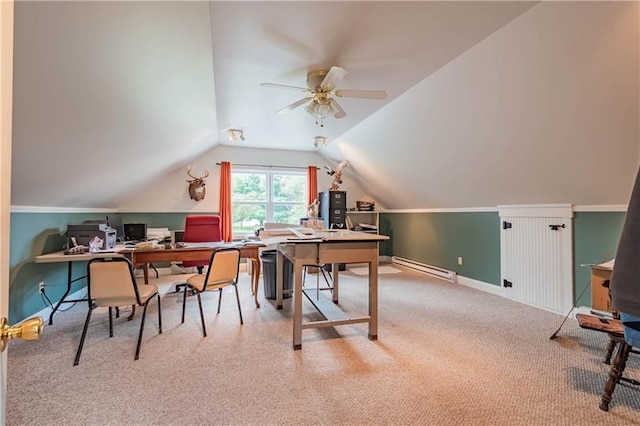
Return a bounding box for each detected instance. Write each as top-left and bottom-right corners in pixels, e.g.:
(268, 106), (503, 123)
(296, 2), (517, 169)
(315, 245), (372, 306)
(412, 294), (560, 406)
(332, 263), (339, 304)
(251, 258), (261, 308)
(293, 260), (303, 350)
(49, 262), (73, 325)
(369, 257), (378, 341)
(143, 263), (149, 284)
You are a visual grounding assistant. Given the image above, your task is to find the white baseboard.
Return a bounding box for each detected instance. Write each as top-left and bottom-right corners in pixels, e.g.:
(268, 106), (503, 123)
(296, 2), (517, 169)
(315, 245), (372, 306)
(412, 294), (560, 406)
(456, 275), (506, 297)
(33, 287), (87, 323)
(456, 276), (591, 317)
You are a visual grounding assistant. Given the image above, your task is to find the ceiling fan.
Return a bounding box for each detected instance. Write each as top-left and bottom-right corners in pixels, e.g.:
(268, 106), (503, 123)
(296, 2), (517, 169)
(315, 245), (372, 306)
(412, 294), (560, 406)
(261, 66), (387, 127)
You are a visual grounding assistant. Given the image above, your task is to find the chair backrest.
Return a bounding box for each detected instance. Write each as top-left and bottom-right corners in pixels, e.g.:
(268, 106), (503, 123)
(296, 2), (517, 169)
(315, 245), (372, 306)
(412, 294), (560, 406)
(183, 215), (222, 243)
(204, 248), (241, 287)
(87, 257), (142, 307)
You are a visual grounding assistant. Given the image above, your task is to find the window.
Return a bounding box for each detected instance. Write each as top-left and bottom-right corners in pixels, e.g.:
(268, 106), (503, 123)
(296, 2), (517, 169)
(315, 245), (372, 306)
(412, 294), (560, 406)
(231, 168), (307, 237)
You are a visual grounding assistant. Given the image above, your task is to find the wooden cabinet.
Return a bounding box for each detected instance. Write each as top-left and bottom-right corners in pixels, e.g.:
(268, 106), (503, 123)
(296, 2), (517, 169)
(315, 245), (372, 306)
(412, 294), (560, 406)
(346, 211), (379, 234)
(589, 262), (614, 312)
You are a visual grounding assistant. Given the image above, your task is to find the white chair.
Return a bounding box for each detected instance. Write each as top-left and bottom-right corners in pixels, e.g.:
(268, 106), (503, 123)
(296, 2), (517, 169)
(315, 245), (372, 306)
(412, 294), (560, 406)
(74, 257), (162, 365)
(181, 248), (242, 337)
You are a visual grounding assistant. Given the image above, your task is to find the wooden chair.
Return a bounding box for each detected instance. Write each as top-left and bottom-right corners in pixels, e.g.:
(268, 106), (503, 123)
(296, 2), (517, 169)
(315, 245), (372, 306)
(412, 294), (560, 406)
(576, 313), (639, 411)
(181, 248), (242, 337)
(74, 257), (162, 365)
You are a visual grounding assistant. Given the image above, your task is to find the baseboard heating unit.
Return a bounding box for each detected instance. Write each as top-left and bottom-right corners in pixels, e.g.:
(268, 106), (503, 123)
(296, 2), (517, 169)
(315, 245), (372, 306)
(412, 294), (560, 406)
(391, 256), (457, 282)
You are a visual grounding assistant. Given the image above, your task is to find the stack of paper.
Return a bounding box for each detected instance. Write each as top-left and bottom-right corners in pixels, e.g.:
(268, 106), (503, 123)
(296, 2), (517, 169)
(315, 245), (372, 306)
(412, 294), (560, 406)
(147, 227), (170, 241)
(358, 223), (378, 230)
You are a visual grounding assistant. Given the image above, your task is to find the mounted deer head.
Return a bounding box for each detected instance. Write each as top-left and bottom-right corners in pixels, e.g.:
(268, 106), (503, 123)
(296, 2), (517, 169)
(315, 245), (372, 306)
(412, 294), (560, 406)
(186, 167), (209, 201)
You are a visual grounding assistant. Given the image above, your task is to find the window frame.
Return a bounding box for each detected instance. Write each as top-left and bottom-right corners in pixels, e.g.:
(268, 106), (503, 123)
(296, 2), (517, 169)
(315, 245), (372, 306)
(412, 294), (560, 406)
(231, 166), (308, 237)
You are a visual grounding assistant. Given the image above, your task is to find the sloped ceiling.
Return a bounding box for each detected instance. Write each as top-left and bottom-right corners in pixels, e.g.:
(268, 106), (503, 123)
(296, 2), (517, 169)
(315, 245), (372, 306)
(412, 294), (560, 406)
(10, 1), (640, 210)
(209, 1), (537, 150)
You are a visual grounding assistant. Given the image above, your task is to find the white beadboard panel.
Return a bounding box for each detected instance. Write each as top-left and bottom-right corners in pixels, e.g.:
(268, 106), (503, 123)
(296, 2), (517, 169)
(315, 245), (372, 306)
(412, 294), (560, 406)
(501, 215), (573, 315)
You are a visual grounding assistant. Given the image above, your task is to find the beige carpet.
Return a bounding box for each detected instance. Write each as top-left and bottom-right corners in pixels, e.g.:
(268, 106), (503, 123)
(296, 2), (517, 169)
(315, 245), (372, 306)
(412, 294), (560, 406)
(348, 265), (401, 275)
(6, 266), (640, 425)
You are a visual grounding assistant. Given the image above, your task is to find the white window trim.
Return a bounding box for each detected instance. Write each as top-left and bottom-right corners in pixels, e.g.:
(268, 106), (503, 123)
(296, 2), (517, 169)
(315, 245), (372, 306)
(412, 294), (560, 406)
(232, 166), (307, 230)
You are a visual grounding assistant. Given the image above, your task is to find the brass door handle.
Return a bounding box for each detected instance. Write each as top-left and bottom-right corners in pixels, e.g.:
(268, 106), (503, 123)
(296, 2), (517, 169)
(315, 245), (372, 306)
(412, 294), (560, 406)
(0, 316), (44, 352)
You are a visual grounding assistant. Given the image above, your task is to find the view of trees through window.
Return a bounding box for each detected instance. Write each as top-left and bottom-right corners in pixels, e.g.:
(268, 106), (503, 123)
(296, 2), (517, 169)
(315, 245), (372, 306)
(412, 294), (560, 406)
(232, 169), (307, 237)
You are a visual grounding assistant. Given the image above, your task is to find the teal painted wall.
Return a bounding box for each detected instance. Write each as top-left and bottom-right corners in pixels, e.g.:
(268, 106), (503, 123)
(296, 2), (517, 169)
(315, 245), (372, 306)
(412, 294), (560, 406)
(8, 212), (215, 323)
(380, 211), (626, 306)
(9, 210), (626, 323)
(380, 212), (501, 285)
(573, 212), (625, 306)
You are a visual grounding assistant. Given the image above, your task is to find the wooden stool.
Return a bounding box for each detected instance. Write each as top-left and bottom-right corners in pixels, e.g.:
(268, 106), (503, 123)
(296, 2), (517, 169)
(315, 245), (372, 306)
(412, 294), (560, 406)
(599, 279), (620, 365)
(576, 313), (639, 411)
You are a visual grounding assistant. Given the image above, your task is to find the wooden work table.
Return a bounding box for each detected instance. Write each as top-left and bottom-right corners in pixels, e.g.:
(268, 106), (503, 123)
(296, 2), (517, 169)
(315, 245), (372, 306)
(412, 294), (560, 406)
(130, 243), (264, 307)
(274, 229), (389, 350)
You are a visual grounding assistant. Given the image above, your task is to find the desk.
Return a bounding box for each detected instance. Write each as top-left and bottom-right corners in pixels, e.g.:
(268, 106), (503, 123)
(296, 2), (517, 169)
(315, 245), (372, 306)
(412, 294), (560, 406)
(35, 243), (265, 325)
(129, 243), (264, 308)
(586, 260), (614, 312)
(275, 230), (388, 350)
(34, 250), (130, 325)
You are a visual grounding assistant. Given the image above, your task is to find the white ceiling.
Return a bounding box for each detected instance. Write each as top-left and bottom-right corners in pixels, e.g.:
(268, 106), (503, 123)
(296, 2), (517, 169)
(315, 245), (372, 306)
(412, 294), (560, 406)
(10, 1), (640, 210)
(209, 1), (538, 150)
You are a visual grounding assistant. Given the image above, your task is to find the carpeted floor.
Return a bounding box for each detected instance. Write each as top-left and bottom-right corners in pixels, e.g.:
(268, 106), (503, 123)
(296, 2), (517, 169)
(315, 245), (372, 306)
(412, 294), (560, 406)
(6, 266), (640, 425)
(348, 265), (401, 275)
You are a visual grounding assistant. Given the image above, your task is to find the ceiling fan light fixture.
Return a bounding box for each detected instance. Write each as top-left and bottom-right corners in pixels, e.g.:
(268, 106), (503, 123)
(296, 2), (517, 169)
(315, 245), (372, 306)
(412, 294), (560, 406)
(316, 100), (332, 116)
(227, 128), (245, 142)
(306, 99), (334, 127)
(261, 66), (387, 128)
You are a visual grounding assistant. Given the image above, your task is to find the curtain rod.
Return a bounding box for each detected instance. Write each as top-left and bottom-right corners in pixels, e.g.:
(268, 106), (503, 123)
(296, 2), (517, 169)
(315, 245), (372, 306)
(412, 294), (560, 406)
(216, 162), (318, 170)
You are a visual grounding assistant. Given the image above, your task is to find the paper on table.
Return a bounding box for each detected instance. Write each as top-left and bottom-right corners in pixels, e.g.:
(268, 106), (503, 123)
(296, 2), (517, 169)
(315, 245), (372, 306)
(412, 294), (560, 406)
(182, 242), (237, 248)
(597, 259), (615, 269)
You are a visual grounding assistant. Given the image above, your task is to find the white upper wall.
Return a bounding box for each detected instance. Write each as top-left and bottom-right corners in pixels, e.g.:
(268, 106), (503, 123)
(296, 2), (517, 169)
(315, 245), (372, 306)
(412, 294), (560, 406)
(326, 1), (640, 209)
(10, 1), (640, 211)
(116, 145), (368, 212)
(11, 1), (217, 209)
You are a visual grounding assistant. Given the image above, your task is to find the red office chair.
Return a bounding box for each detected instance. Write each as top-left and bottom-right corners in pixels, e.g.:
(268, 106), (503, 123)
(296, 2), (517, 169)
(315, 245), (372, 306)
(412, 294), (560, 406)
(176, 215), (222, 292)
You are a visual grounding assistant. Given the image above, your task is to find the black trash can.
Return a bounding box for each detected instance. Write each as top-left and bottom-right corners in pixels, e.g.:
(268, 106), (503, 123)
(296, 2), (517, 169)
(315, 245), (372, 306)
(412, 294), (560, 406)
(261, 249), (293, 299)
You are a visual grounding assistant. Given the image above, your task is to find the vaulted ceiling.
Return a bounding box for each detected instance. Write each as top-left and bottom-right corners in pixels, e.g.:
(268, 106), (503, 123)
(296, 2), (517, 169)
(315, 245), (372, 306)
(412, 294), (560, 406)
(10, 1), (640, 210)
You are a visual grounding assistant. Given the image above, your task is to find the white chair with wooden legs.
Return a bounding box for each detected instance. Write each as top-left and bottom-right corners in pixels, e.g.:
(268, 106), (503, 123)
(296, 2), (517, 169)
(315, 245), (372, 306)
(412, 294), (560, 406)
(74, 257), (162, 365)
(181, 248), (242, 337)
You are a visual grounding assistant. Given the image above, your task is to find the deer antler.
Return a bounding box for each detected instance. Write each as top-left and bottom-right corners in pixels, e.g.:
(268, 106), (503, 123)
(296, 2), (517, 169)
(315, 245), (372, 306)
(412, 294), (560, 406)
(186, 166), (209, 181)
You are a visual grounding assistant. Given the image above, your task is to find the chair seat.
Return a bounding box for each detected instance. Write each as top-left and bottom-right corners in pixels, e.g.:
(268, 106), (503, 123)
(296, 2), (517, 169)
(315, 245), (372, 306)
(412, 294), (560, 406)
(95, 284), (158, 307)
(576, 312), (639, 412)
(576, 313), (624, 337)
(186, 275), (233, 292)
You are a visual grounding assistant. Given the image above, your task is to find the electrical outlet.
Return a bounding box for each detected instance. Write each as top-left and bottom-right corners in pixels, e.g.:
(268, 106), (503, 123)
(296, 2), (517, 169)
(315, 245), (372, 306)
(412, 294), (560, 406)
(457, 256), (463, 266)
(38, 281), (45, 294)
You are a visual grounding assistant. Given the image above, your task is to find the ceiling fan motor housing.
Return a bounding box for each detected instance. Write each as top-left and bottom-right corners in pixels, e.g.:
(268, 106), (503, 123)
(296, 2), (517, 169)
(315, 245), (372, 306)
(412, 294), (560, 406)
(307, 69), (329, 90)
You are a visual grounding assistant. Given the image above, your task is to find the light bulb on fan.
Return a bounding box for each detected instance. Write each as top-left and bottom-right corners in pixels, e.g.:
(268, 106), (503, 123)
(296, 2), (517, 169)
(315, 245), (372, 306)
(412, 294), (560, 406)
(307, 99), (333, 127)
(316, 100), (332, 116)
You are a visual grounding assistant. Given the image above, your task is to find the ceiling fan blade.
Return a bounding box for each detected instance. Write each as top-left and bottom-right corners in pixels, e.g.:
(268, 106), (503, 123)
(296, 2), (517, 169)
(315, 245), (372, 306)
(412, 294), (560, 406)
(331, 99), (347, 119)
(320, 66), (348, 91)
(334, 89), (388, 100)
(277, 97), (314, 114)
(260, 82), (310, 92)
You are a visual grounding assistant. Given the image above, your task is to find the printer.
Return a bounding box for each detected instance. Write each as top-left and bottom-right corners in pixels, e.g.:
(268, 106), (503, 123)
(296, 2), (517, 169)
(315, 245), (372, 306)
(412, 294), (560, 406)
(67, 221), (116, 250)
